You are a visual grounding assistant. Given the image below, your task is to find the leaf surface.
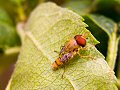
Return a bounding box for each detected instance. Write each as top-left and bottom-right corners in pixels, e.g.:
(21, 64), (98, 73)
(7, 2), (117, 90)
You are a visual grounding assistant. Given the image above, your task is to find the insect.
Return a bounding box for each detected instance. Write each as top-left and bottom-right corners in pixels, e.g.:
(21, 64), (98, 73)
(52, 35), (87, 70)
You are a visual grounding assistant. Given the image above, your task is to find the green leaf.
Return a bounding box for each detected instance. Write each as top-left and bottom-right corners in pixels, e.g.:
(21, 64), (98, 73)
(0, 22), (20, 51)
(7, 2), (117, 89)
(83, 14), (110, 56)
(0, 8), (20, 51)
(84, 14), (119, 70)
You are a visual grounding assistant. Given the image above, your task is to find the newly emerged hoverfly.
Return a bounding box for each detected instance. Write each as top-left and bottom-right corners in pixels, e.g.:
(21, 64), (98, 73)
(52, 35), (87, 70)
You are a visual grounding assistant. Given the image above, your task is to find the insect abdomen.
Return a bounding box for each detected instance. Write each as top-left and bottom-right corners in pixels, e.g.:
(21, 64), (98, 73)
(52, 53), (73, 70)
(52, 58), (63, 70)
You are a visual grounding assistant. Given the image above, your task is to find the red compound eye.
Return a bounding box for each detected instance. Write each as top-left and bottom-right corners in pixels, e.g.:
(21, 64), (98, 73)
(74, 35), (86, 47)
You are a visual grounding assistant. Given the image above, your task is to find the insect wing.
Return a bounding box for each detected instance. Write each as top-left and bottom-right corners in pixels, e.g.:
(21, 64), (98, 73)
(60, 53), (73, 63)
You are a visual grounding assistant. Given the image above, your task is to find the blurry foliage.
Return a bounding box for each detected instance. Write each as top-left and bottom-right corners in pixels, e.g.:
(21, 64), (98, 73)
(0, 8), (20, 51)
(0, 0), (120, 89)
(0, 7), (20, 90)
(91, 0), (120, 22)
(0, 9), (13, 25)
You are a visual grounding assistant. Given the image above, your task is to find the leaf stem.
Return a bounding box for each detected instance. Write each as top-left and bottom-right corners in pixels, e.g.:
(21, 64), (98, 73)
(4, 47), (20, 55)
(17, 4), (26, 21)
(106, 24), (119, 70)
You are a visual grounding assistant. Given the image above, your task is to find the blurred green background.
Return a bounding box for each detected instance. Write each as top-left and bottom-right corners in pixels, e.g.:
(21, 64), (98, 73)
(0, 0), (120, 90)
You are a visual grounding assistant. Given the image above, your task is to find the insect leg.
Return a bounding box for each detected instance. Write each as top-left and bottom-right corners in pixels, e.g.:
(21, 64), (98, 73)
(54, 50), (59, 54)
(77, 52), (94, 60)
(60, 45), (65, 49)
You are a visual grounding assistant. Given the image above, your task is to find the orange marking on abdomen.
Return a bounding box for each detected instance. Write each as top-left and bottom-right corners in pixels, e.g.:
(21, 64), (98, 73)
(56, 58), (63, 66)
(52, 58), (63, 70)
